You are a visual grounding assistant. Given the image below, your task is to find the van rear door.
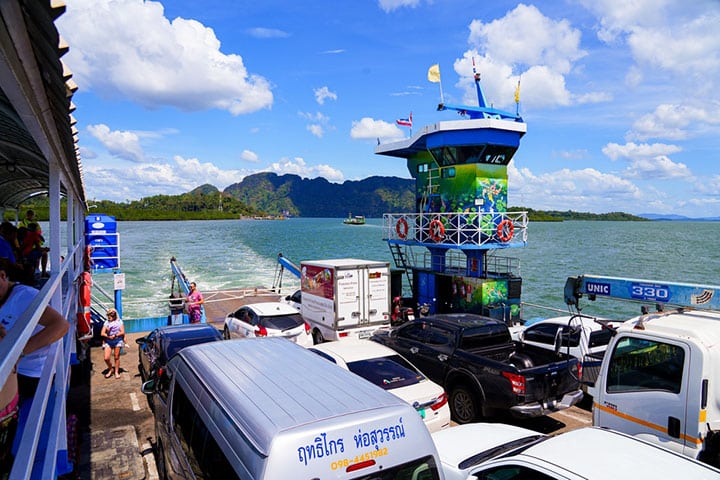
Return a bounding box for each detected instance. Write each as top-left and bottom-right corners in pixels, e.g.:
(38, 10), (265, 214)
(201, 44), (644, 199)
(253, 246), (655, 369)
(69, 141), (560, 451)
(593, 334), (696, 457)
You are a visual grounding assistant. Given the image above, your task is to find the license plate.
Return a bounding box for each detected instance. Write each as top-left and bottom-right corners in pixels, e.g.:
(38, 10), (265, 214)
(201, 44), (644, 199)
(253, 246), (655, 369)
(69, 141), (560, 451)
(358, 331), (371, 339)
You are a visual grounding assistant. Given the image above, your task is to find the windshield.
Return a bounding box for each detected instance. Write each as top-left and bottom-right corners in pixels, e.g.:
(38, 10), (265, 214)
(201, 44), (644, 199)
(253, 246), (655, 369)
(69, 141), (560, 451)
(347, 355), (424, 390)
(262, 313), (304, 331)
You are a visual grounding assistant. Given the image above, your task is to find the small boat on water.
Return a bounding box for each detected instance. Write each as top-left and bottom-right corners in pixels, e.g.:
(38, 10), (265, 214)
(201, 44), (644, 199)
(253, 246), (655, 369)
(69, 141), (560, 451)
(343, 213), (366, 225)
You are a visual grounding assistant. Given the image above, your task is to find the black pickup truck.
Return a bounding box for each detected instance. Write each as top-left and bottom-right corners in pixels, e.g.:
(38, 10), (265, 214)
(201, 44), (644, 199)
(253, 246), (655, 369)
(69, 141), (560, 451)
(371, 313), (584, 423)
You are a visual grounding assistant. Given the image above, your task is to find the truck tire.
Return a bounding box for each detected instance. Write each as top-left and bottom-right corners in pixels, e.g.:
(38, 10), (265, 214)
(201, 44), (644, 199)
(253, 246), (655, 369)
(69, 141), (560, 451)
(313, 329), (324, 345)
(156, 439), (168, 480)
(450, 385), (480, 424)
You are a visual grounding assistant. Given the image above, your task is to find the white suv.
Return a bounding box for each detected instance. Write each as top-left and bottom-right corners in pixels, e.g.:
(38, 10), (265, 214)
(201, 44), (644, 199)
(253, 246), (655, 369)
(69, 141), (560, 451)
(223, 302), (312, 347)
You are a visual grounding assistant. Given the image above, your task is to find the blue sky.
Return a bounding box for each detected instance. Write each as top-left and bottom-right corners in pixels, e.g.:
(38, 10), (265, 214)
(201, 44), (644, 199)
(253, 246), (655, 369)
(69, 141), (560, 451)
(57, 0), (720, 216)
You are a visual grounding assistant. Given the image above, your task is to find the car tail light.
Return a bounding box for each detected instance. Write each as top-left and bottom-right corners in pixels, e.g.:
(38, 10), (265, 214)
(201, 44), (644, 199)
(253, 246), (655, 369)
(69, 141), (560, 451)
(339, 331), (349, 338)
(502, 371), (526, 395)
(430, 392), (448, 411)
(346, 459), (376, 473)
(577, 362), (583, 381)
(304, 322), (311, 334)
(157, 367), (164, 378)
(255, 325), (268, 337)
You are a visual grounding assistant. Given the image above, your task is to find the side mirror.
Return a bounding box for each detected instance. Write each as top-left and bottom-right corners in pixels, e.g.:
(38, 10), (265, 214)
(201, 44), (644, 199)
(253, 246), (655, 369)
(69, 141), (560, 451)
(141, 379), (156, 394)
(135, 337), (147, 345)
(285, 295), (291, 301)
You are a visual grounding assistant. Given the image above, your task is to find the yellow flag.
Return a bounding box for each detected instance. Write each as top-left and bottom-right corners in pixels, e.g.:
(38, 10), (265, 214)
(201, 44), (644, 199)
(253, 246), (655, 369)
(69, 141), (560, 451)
(514, 79), (521, 103)
(428, 64), (441, 83)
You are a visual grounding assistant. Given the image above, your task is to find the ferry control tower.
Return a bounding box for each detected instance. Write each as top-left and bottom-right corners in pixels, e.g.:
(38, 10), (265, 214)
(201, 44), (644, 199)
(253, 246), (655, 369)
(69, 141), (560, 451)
(376, 67), (528, 324)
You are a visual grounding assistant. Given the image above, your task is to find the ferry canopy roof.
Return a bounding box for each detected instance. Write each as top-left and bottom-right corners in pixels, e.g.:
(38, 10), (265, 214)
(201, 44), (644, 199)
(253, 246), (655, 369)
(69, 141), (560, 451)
(0, 0), (86, 210)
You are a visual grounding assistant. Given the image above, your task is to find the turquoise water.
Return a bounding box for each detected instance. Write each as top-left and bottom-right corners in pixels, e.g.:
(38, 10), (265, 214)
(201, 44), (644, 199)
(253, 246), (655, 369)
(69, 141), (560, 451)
(93, 218), (719, 320)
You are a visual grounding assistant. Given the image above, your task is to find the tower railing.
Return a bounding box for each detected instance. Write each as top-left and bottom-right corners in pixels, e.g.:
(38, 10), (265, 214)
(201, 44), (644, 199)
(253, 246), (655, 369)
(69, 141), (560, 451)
(383, 211), (528, 248)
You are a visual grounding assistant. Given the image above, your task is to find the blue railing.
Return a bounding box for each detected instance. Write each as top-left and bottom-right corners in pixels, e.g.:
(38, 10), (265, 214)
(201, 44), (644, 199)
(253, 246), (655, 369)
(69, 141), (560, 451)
(0, 242), (82, 479)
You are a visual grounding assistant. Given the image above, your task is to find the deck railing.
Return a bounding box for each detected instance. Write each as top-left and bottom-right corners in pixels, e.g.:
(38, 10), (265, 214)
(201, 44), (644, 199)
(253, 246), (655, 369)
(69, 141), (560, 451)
(0, 229), (84, 479)
(383, 211), (528, 248)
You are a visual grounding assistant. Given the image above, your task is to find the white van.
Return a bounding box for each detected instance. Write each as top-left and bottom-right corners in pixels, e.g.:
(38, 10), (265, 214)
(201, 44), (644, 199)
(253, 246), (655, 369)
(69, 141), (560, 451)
(145, 337), (444, 479)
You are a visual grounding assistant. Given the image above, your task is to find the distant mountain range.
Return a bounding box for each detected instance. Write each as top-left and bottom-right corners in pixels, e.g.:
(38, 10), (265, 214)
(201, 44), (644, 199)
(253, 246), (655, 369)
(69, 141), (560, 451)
(223, 173), (415, 217)
(638, 213), (720, 221)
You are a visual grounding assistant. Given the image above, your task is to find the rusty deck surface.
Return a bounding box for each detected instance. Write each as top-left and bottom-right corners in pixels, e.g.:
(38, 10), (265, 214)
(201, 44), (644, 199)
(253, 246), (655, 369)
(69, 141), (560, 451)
(201, 287), (282, 326)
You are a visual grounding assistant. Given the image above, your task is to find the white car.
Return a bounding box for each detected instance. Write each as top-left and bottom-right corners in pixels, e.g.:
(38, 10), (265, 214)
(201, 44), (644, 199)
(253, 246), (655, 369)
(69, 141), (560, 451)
(512, 315), (618, 385)
(223, 302), (312, 347)
(309, 339), (451, 433)
(283, 289), (301, 311)
(432, 423), (720, 480)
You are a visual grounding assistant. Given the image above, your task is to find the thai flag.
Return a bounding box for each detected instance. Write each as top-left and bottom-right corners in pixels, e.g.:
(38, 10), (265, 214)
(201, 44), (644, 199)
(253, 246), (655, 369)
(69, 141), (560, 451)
(396, 112), (412, 127)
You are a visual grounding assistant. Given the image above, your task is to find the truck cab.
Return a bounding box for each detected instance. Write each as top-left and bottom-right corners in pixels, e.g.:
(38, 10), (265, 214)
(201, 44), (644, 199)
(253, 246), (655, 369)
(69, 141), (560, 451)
(564, 274), (720, 468)
(589, 309), (720, 466)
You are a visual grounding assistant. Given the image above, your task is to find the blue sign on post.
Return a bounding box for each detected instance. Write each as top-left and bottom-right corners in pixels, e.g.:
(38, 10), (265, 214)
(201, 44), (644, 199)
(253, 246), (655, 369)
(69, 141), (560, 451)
(85, 215), (119, 271)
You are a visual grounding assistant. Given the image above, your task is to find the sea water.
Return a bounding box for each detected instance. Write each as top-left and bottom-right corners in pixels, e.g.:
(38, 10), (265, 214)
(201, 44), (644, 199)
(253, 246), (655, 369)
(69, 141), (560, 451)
(89, 218), (719, 321)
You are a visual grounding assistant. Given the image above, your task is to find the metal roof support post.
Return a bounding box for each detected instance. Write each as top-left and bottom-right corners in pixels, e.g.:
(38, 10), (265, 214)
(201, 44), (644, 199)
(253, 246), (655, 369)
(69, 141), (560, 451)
(49, 161), (62, 308)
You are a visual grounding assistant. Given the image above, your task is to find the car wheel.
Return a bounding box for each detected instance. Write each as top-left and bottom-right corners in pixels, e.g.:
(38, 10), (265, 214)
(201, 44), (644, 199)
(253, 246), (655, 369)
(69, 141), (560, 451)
(312, 329), (324, 345)
(450, 385), (479, 424)
(155, 439), (168, 480)
(223, 326), (231, 340)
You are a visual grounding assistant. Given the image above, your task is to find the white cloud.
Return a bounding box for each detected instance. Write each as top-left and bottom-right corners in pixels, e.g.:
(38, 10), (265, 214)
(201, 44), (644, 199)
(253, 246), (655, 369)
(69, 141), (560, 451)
(83, 155), (249, 201)
(57, 0), (273, 115)
(468, 5), (585, 73)
(86, 124), (144, 162)
(508, 163), (642, 212)
(246, 27), (290, 38)
(307, 124), (325, 138)
(602, 142), (682, 161)
(628, 104), (720, 141)
(240, 150), (259, 163)
(623, 155), (692, 180)
(602, 142), (691, 180)
(314, 86), (338, 105)
(350, 117), (405, 140)
(460, 4), (587, 109)
(266, 157), (344, 182)
(378, 0), (421, 13)
(582, 0), (720, 77)
(300, 112), (330, 138)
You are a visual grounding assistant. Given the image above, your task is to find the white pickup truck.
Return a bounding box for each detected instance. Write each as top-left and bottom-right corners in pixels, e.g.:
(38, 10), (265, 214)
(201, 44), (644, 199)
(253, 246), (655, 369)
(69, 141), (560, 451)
(565, 275), (720, 468)
(511, 314), (618, 386)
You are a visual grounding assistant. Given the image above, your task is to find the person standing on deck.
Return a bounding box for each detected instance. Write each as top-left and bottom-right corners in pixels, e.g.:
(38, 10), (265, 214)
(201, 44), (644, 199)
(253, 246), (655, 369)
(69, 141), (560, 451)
(185, 282), (204, 324)
(101, 308), (125, 379)
(0, 258), (68, 405)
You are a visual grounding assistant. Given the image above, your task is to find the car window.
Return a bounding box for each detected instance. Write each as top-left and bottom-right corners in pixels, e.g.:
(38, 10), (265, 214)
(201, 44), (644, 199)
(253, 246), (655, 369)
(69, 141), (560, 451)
(398, 322), (428, 342)
(523, 323), (560, 345)
(606, 337), (684, 394)
(476, 465), (556, 480)
(346, 354), (424, 390)
(290, 290), (301, 303)
(171, 383), (240, 479)
(261, 313), (303, 331)
(425, 325), (454, 346)
(461, 325), (511, 350)
(588, 328), (613, 348)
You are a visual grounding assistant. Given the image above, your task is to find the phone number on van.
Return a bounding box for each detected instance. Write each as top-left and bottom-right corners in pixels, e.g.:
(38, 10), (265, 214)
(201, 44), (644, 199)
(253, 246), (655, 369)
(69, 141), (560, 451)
(331, 447), (389, 470)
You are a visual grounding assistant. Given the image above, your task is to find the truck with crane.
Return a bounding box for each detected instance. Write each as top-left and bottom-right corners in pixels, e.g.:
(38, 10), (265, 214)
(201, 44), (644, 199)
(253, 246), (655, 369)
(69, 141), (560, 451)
(564, 274), (720, 468)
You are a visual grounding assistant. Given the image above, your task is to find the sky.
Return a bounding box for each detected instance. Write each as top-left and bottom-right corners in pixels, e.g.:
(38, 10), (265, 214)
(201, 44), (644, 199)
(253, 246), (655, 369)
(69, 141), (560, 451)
(56, 0), (720, 216)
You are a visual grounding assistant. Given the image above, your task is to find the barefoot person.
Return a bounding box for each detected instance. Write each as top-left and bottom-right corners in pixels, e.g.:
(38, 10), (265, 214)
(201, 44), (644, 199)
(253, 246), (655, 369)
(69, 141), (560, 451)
(101, 309), (125, 379)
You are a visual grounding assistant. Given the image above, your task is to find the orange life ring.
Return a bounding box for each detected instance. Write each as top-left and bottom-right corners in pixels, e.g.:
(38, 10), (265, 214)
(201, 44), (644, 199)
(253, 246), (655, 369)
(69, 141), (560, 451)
(497, 219), (514, 242)
(429, 219), (445, 242)
(395, 217), (409, 239)
(76, 270), (93, 339)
